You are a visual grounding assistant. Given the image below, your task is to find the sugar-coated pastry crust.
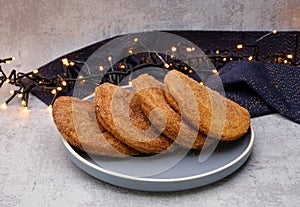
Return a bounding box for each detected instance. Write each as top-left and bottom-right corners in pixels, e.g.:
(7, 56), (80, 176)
(52, 96), (139, 157)
(132, 74), (215, 150)
(53, 70), (250, 157)
(164, 70), (250, 140)
(94, 83), (173, 154)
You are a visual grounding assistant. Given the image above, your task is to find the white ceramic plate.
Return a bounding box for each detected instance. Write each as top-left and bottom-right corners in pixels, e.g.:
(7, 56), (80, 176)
(61, 124), (254, 192)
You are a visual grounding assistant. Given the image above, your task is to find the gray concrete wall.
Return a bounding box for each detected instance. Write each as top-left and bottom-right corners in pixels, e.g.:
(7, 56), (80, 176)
(0, 0), (299, 73)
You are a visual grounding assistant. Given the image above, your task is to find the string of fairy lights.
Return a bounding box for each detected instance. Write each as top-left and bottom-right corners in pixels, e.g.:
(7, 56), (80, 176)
(206, 30), (297, 68)
(0, 30), (298, 110)
(0, 57), (76, 110)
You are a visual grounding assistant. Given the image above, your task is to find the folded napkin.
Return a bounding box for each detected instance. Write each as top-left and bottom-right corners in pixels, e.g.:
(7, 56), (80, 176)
(214, 60), (300, 124)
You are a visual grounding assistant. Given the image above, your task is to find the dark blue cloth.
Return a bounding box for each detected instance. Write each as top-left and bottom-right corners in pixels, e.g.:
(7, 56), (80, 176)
(32, 31), (300, 124)
(216, 60), (300, 123)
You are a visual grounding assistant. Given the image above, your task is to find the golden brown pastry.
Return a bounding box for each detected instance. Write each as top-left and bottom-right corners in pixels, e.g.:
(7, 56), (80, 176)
(52, 96), (139, 157)
(132, 74), (215, 150)
(164, 70), (250, 140)
(94, 83), (173, 154)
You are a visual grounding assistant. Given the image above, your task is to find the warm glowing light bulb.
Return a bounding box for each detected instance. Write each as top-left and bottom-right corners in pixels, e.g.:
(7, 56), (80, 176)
(248, 56), (253, 61)
(5, 79), (10, 83)
(133, 37), (138, 43)
(23, 107), (29, 114)
(5, 60), (11, 64)
(69, 62), (75, 66)
(188, 69), (193, 74)
(99, 66), (104, 71)
(1, 103), (7, 110)
(287, 54), (293, 59)
(62, 81), (67, 86)
(171, 47), (177, 52)
(47, 105), (53, 113)
(212, 69), (218, 74)
(10, 90), (15, 95)
(199, 82), (204, 85)
(120, 64), (126, 69)
(57, 87), (62, 91)
(78, 75), (84, 79)
(223, 57), (227, 62)
(12, 57), (15, 61)
(283, 60), (288, 64)
(164, 63), (170, 69)
(62, 58), (69, 66)
(186, 47), (192, 52)
(33, 69), (39, 74)
(272, 30), (277, 34)
(128, 49), (133, 54)
(191, 47), (195, 51)
(128, 80), (132, 86)
(18, 94), (23, 98)
(108, 56), (112, 61)
(51, 89), (57, 94)
(216, 50), (220, 54)
(21, 100), (27, 106)
(237, 44), (243, 49)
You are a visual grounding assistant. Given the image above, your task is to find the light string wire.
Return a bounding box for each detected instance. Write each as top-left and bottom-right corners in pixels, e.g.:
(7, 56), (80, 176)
(0, 31), (298, 109)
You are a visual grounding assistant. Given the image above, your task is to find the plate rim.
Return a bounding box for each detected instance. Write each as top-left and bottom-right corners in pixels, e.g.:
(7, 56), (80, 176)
(61, 124), (254, 183)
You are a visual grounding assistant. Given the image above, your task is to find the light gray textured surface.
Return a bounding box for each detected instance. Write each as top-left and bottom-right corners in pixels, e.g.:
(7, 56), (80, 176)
(0, 0), (299, 73)
(0, 0), (300, 206)
(0, 88), (299, 206)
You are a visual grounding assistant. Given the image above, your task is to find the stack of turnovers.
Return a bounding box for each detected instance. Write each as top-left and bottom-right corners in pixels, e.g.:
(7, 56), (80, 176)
(53, 70), (250, 157)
